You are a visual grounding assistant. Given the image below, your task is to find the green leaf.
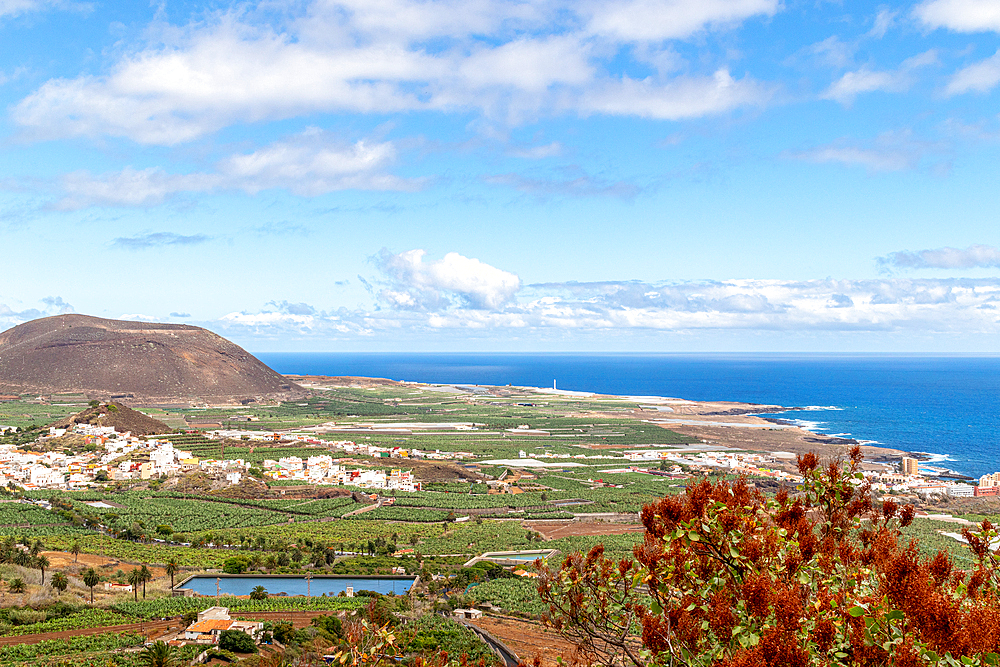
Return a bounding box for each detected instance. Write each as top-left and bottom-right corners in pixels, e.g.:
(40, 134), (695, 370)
(886, 609), (905, 621)
(687, 530), (701, 542)
(848, 605), (867, 617)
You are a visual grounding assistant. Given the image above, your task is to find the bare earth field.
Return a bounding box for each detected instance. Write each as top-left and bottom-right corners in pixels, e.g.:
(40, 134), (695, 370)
(524, 520), (645, 540)
(471, 616), (583, 667)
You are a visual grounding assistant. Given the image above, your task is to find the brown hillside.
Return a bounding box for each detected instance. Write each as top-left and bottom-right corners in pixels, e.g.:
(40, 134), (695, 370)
(52, 401), (171, 436)
(0, 314), (304, 404)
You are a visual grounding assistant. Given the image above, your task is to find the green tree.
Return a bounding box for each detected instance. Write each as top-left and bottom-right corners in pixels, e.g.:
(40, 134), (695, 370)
(83, 568), (100, 604)
(165, 559), (180, 590)
(223, 556), (249, 574)
(127, 567), (142, 601)
(218, 629), (257, 653)
(139, 564), (152, 598)
(34, 554), (49, 585)
(249, 585), (268, 601)
(50, 571), (68, 593)
(70, 541), (81, 562)
(7, 578), (25, 594)
(138, 640), (175, 667)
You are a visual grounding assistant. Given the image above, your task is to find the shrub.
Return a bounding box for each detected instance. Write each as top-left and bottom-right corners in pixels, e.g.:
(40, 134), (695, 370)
(222, 556), (249, 574)
(218, 629), (257, 653)
(537, 447), (1000, 667)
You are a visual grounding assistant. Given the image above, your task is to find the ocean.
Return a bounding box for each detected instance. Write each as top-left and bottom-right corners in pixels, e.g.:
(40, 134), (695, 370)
(256, 353), (1000, 480)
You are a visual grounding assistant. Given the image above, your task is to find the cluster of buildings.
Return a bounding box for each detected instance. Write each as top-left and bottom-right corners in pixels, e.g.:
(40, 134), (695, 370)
(261, 455), (420, 491)
(2, 421), (428, 492)
(0, 426), (203, 489)
(174, 607), (264, 646)
(207, 429), (472, 461)
(642, 449), (805, 482)
(854, 456), (980, 498)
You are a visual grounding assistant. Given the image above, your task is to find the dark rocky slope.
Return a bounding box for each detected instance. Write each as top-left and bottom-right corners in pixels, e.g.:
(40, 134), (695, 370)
(0, 314), (303, 404)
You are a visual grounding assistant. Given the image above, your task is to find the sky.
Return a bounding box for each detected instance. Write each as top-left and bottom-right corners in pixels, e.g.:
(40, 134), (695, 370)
(2, 0), (1000, 353)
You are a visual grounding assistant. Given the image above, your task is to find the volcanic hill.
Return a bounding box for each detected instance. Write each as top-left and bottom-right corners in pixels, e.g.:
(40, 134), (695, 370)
(53, 401), (171, 436)
(0, 314), (304, 404)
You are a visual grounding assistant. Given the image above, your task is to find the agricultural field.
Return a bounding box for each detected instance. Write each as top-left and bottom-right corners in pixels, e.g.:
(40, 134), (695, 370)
(0, 608), (131, 637)
(468, 578), (548, 618)
(401, 615), (501, 666)
(2, 375), (989, 667)
(0, 401), (82, 431)
(110, 594), (364, 619)
(0, 632), (143, 666)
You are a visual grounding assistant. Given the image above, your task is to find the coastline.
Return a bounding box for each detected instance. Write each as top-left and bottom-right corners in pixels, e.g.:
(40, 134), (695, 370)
(285, 374), (916, 475)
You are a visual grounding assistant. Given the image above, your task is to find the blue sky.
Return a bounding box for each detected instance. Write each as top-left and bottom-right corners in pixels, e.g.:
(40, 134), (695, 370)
(2, 0), (1000, 352)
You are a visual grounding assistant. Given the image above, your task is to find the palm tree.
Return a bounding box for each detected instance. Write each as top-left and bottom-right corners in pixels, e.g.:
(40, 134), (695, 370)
(35, 554), (49, 585)
(8, 578), (25, 594)
(83, 568), (100, 604)
(29, 539), (42, 557)
(138, 640), (175, 667)
(70, 541), (81, 562)
(139, 564), (152, 598)
(249, 585), (267, 600)
(165, 559), (179, 590)
(127, 568), (142, 601)
(50, 571), (68, 593)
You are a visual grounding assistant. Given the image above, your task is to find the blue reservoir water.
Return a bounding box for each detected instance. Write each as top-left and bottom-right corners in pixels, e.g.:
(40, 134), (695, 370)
(182, 575), (415, 597)
(257, 353), (1000, 479)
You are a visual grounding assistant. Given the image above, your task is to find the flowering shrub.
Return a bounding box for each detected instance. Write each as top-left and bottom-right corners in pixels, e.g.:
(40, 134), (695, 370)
(537, 446), (1000, 667)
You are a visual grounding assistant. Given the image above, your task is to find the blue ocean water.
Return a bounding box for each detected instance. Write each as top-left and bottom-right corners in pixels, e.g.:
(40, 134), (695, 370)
(257, 353), (1000, 479)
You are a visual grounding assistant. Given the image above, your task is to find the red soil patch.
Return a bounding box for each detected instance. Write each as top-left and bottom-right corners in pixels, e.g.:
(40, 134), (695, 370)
(524, 521), (645, 540)
(470, 616), (582, 667)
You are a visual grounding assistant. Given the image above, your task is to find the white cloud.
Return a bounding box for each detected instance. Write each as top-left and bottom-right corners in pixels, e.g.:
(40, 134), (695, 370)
(915, 0), (1000, 32)
(59, 168), (217, 209)
(0, 0), (82, 19)
(822, 51), (937, 105)
(578, 69), (772, 119)
(111, 232), (211, 250)
(484, 172), (641, 198)
(507, 142), (563, 159)
(869, 8), (897, 38)
(13, 1), (776, 145)
(945, 50), (1000, 95)
(213, 277), (1000, 340)
(791, 145), (916, 172)
(787, 131), (941, 173)
(584, 0), (778, 41)
(374, 249), (522, 310)
(220, 131), (419, 196)
(0, 296), (73, 329)
(879, 244), (1000, 269)
(54, 130), (419, 209)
